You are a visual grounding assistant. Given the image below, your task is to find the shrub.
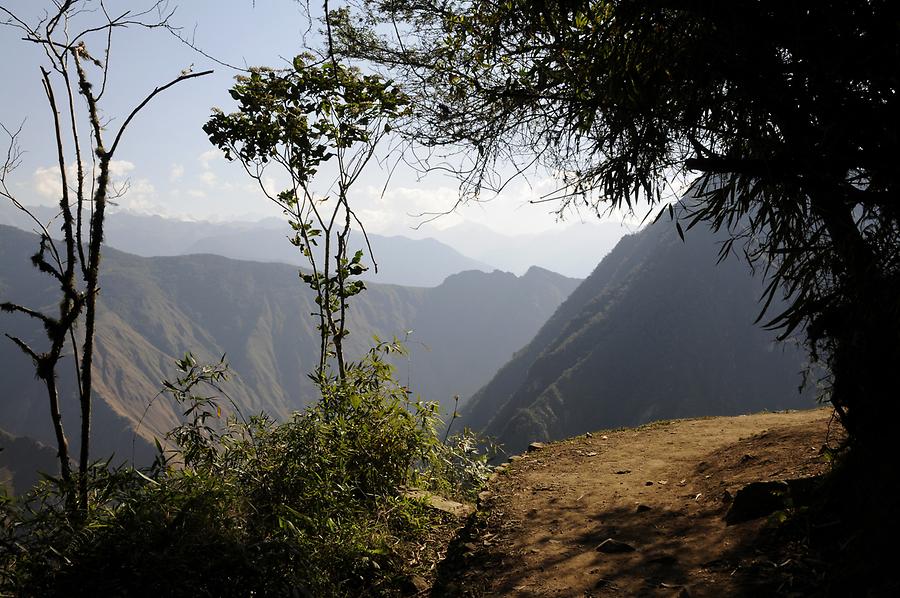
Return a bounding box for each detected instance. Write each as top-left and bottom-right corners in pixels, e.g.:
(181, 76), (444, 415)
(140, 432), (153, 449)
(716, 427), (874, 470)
(0, 348), (491, 597)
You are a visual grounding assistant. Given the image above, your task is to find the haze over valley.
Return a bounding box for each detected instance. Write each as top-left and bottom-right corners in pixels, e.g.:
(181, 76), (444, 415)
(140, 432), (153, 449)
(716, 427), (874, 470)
(1, 206), (813, 476)
(0, 222), (579, 465)
(2, 2), (885, 593)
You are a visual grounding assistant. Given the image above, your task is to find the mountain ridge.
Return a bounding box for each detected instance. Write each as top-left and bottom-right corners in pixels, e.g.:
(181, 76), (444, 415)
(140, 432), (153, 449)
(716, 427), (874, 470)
(0, 224), (579, 462)
(461, 219), (814, 454)
(0, 204), (495, 287)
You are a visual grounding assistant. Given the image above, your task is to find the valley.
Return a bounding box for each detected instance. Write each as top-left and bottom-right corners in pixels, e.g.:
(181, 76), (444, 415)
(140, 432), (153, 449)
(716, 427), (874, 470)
(0, 2), (891, 594)
(462, 217), (815, 455)
(2, 212), (814, 483)
(0, 223), (578, 465)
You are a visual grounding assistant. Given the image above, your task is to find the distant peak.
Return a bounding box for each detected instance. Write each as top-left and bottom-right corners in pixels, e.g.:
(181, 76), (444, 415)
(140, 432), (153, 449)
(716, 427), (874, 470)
(524, 265), (552, 276)
(523, 265), (577, 281)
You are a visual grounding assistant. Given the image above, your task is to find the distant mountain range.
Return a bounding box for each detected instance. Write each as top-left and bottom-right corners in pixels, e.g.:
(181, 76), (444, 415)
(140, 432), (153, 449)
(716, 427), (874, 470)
(3, 203), (812, 481)
(0, 205), (493, 287)
(0, 203), (630, 283)
(431, 220), (631, 278)
(182, 226), (494, 288)
(0, 224), (579, 465)
(460, 218), (816, 455)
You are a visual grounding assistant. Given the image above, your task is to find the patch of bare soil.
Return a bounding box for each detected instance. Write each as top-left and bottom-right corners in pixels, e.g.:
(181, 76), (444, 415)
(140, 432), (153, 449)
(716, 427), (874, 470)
(432, 408), (844, 597)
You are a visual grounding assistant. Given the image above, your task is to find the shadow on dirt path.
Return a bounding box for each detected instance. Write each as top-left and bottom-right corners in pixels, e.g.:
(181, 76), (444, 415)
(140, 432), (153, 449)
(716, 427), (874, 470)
(432, 408), (842, 597)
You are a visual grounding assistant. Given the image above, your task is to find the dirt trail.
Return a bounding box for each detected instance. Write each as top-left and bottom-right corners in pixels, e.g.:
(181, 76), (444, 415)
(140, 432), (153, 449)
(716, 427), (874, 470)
(437, 408), (838, 597)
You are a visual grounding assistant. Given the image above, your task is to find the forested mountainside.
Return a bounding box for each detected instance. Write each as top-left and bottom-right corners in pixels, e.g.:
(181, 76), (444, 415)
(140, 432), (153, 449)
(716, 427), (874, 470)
(0, 224), (578, 463)
(0, 205), (492, 287)
(461, 219), (815, 455)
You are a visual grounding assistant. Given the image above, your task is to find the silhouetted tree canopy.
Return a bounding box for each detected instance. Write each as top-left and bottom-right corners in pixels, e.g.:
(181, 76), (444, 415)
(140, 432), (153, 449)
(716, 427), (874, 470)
(333, 0), (900, 449)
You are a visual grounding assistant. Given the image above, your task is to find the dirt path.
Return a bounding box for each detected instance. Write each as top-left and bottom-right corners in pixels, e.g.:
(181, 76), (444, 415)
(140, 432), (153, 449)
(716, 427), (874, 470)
(435, 408), (839, 597)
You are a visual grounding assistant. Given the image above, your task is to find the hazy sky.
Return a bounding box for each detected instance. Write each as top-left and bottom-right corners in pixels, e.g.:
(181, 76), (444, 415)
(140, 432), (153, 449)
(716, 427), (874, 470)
(0, 1), (643, 238)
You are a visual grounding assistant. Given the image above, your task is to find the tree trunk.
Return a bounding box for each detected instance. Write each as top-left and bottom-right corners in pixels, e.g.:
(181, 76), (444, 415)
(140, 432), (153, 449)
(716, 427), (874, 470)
(810, 191), (900, 453)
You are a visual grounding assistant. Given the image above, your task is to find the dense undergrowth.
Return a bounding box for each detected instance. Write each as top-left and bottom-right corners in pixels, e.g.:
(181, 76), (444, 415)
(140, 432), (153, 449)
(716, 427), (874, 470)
(0, 347), (491, 597)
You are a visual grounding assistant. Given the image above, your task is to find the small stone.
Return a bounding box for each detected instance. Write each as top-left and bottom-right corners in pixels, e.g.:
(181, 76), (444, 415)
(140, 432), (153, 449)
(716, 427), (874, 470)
(585, 432), (593, 438)
(478, 490), (493, 504)
(635, 504), (652, 513)
(509, 455), (524, 462)
(527, 442), (547, 452)
(402, 488), (475, 518)
(615, 469), (631, 475)
(645, 481), (654, 486)
(596, 538), (637, 553)
(400, 575), (429, 595)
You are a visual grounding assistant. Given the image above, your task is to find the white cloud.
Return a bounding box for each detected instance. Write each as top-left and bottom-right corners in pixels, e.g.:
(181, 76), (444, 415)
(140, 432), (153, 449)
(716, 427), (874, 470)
(31, 159), (169, 215)
(200, 170), (217, 186)
(351, 175), (643, 237)
(32, 166), (62, 201)
(32, 160), (136, 202)
(108, 160), (135, 178)
(170, 163), (185, 182)
(344, 184), (466, 235)
(198, 149), (221, 169)
(199, 169), (235, 192)
(187, 189), (207, 198)
(261, 176), (281, 198)
(113, 178), (161, 213)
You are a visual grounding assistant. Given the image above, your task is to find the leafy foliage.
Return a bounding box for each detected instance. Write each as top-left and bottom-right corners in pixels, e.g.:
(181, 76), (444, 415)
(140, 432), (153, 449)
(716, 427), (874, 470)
(334, 0), (900, 449)
(0, 350), (490, 596)
(204, 55), (409, 380)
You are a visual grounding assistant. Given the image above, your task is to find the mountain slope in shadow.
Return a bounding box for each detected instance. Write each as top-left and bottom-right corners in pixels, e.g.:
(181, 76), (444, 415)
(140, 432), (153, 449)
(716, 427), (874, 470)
(461, 219), (815, 455)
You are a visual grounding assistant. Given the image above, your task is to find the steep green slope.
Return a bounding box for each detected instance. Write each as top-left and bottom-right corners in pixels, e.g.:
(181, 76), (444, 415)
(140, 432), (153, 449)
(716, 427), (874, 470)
(0, 224), (578, 461)
(461, 220), (815, 455)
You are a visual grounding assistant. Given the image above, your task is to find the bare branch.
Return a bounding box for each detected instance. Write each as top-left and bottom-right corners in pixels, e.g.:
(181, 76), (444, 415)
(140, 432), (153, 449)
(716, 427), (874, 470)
(0, 120), (25, 179)
(167, 24), (252, 73)
(0, 302), (56, 330)
(40, 66), (78, 284)
(3, 333), (41, 364)
(108, 69), (213, 157)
